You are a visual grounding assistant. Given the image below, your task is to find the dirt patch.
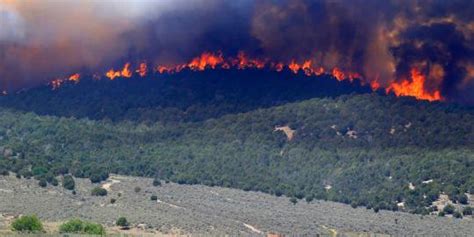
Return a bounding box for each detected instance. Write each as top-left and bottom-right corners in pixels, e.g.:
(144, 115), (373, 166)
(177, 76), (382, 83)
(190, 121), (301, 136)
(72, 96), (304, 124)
(274, 126), (295, 141)
(101, 177), (121, 191)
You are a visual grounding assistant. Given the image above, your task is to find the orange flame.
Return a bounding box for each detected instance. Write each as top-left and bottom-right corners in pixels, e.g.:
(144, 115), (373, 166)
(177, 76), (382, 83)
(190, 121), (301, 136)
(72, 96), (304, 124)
(50, 73), (80, 90)
(121, 63), (132, 78)
(106, 63), (132, 80)
(136, 63), (147, 77)
(331, 67), (345, 81)
(386, 68), (442, 101)
(288, 60), (301, 74)
(44, 51), (444, 102)
(188, 52), (224, 70)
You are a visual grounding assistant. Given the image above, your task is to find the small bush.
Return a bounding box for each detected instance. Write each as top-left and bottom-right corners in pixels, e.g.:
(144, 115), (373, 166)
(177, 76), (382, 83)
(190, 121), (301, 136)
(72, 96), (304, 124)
(38, 179), (47, 188)
(50, 178), (59, 186)
(150, 195), (158, 201)
(59, 219), (105, 235)
(453, 211), (463, 219)
(110, 198), (116, 204)
(152, 179), (161, 186)
(438, 211), (445, 217)
(289, 197), (298, 205)
(91, 187), (108, 196)
(63, 175), (75, 190)
(457, 194), (468, 205)
(134, 186), (141, 193)
(11, 215), (44, 233)
(462, 206), (472, 216)
(443, 204), (455, 214)
(116, 217), (129, 228)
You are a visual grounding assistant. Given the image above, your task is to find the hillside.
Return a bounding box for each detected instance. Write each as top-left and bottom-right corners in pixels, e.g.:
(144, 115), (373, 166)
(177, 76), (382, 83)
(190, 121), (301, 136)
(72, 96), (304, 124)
(0, 69), (371, 123)
(1, 174), (473, 236)
(0, 88), (473, 215)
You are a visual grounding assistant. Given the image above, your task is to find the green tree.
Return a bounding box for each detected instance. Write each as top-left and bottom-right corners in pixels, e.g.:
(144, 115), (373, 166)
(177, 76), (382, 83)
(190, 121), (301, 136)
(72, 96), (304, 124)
(62, 175), (75, 190)
(59, 219), (105, 235)
(116, 217), (129, 228)
(462, 206), (472, 216)
(38, 179), (47, 188)
(11, 215), (44, 233)
(443, 204), (455, 215)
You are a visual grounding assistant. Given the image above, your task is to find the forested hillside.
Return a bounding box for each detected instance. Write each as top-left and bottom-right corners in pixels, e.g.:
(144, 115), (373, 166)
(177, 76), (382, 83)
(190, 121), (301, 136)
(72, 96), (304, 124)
(0, 92), (473, 214)
(0, 69), (371, 123)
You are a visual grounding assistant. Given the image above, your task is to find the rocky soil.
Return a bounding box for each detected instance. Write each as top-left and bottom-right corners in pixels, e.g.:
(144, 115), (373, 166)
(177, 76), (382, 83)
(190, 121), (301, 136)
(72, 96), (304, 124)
(0, 174), (473, 236)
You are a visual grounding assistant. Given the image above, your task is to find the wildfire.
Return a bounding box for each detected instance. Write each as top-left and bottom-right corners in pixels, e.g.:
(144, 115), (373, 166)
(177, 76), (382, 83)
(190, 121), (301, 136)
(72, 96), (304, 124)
(50, 73), (81, 90)
(106, 63), (132, 80)
(386, 68), (442, 102)
(188, 52), (224, 70)
(46, 51), (444, 102)
(331, 68), (346, 81)
(136, 63), (147, 77)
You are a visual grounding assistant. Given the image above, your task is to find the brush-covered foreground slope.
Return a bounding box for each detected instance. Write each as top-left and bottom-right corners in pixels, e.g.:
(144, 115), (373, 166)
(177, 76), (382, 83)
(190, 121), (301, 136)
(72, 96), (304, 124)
(0, 93), (473, 214)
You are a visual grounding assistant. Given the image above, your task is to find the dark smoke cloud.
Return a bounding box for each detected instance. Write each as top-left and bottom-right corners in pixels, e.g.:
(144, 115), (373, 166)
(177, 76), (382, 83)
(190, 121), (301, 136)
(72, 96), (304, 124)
(1, 0), (474, 103)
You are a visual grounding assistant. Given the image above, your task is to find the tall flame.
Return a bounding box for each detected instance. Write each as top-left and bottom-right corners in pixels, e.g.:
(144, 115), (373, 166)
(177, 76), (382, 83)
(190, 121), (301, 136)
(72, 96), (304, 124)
(386, 68), (442, 102)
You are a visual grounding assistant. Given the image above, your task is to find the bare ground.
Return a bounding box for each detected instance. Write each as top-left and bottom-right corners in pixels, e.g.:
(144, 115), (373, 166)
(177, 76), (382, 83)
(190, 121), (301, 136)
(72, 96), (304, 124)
(0, 174), (473, 236)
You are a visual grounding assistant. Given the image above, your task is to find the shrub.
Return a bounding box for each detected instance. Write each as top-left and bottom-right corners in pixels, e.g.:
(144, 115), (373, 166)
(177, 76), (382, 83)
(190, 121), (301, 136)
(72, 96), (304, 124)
(150, 195), (158, 201)
(50, 177), (59, 186)
(438, 211), (445, 217)
(38, 179), (47, 188)
(116, 217), (129, 228)
(110, 198), (116, 204)
(11, 215), (44, 233)
(134, 186), (141, 193)
(91, 187), (108, 196)
(457, 194), (468, 205)
(89, 171), (109, 184)
(453, 211), (463, 219)
(62, 175), (75, 190)
(152, 179), (161, 186)
(59, 219), (105, 235)
(462, 206), (472, 216)
(443, 204), (455, 214)
(289, 197), (298, 205)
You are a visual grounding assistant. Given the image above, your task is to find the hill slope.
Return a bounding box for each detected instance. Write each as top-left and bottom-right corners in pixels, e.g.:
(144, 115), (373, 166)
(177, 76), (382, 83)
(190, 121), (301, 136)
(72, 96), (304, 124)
(0, 93), (473, 214)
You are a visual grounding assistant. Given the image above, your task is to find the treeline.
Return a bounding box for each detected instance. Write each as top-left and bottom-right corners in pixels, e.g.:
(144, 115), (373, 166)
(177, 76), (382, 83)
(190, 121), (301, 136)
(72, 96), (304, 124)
(0, 69), (371, 123)
(0, 93), (473, 214)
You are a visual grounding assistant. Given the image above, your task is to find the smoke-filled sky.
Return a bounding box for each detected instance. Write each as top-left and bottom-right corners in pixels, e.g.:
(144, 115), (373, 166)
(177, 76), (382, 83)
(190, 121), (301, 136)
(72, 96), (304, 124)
(1, 0), (474, 103)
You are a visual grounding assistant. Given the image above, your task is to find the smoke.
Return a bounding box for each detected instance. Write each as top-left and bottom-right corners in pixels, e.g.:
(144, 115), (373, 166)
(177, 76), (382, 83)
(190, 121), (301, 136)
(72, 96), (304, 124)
(1, 0), (474, 103)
